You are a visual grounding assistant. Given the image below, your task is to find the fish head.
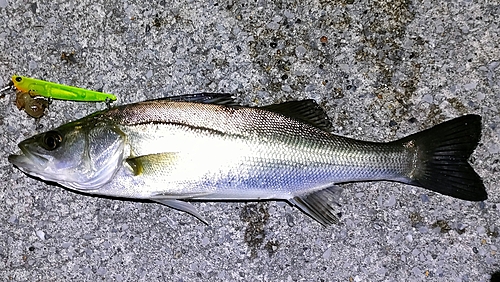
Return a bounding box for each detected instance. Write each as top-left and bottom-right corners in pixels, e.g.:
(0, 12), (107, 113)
(8, 119), (126, 191)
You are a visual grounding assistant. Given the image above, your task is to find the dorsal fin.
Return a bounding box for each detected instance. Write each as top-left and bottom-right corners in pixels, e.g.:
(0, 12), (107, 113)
(153, 93), (239, 106)
(261, 100), (333, 132)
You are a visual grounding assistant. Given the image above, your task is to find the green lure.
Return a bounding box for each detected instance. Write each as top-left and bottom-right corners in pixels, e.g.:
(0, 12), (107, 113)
(12, 75), (117, 102)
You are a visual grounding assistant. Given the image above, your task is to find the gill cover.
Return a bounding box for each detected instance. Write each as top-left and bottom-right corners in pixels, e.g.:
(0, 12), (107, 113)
(9, 122), (126, 191)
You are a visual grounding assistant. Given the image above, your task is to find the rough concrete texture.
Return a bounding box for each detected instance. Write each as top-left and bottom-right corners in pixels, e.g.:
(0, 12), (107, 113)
(0, 0), (499, 281)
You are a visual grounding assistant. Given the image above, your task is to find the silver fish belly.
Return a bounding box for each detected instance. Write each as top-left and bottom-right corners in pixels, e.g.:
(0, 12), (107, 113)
(8, 94), (487, 225)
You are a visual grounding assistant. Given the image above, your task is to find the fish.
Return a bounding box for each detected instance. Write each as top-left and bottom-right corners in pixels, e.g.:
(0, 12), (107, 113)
(8, 94), (487, 226)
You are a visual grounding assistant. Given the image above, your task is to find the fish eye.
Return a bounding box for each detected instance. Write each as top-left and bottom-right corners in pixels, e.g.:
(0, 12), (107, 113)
(15, 76), (22, 82)
(42, 131), (63, 150)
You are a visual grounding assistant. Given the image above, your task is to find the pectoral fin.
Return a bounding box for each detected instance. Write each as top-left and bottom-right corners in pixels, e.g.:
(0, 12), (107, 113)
(290, 186), (343, 226)
(153, 198), (208, 225)
(126, 152), (179, 176)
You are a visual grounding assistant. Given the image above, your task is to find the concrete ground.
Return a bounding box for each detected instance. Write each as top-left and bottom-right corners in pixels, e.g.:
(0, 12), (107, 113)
(0, 0), (499, 281)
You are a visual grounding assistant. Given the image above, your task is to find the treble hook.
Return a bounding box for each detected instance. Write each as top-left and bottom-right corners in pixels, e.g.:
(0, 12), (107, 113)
(0, 80), (14, 93)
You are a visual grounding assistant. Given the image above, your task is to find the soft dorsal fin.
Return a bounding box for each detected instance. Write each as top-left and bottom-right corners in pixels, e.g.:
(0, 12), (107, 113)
(153, 93), (239, 106)
(261, 100), (333, 132)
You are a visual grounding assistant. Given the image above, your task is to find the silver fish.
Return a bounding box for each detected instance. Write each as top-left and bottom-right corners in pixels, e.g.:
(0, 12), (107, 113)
(8, 94), (487, 225)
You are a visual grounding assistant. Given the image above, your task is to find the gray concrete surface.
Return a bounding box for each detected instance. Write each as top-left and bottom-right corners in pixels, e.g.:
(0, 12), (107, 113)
(0, 0), (499, 281)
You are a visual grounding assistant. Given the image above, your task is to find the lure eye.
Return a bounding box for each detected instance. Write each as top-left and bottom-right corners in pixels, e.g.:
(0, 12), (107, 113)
(42, 131), (63, 150)
(15, 76), (22, 82)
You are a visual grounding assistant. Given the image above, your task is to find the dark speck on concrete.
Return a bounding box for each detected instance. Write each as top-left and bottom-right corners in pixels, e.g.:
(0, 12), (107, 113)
(432, 220), (452, 234)
(240, 203), (270, 258)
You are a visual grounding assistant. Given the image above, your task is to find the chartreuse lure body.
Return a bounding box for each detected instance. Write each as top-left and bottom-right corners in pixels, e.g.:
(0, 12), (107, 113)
(12, 75), (116, 102)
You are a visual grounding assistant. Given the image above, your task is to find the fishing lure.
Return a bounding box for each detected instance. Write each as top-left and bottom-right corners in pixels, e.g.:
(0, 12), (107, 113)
(12, 75), (117, 102)
(0, 79), (48, 118)
(15, 91), (49, 119)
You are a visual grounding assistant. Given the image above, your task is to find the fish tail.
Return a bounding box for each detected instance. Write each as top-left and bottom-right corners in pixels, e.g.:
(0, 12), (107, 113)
(396, 114), (487, 201)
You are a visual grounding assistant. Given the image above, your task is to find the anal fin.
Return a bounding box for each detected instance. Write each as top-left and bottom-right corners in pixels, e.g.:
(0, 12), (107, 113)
(153, 198), (208, 225)
(290, 186), (343, 226)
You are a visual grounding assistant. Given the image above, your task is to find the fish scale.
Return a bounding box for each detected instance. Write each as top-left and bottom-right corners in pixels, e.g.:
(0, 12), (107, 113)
(112, 104), (410, 190)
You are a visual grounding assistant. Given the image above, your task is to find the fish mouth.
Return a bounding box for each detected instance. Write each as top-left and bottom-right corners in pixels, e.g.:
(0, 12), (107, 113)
(8, 142), (49, 173)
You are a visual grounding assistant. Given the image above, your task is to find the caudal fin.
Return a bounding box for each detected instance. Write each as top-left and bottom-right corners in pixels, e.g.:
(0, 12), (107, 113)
(398, 115), (487, 201)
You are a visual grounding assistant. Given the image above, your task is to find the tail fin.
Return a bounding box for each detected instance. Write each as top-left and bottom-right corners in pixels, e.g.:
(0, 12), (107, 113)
(397, 115), (487, 201)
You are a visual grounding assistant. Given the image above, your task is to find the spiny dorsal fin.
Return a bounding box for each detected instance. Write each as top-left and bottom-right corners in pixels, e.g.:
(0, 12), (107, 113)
(290, 186), (343, 226)
(153, 93), (239, 106)
(261, 100), (333, 132)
